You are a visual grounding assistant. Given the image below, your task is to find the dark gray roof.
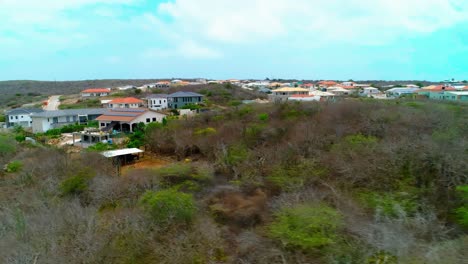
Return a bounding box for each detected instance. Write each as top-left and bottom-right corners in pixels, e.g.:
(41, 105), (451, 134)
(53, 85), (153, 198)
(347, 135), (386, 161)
(6, 108), (44, 116)
(168, 91), (204, 98)
(147, 94), (169, 98)
(30, 108), (108, 118)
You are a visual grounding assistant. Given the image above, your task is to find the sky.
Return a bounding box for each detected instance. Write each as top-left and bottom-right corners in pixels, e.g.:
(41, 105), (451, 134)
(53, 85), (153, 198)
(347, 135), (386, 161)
(0, 0), (467, 81)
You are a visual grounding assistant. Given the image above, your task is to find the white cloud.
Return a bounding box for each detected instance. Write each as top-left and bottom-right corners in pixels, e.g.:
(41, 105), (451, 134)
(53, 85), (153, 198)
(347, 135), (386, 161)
(142, 41), (221, 59)
(155, 0), (468, 45)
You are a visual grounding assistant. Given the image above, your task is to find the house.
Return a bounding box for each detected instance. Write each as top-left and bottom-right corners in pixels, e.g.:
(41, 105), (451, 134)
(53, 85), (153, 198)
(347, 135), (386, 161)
(81, 88), (111, 97)
(288, 94), (321, 102)
(106, 97), (144, 109)
(96, 108), (167, 133)
(415, 85), (456, 97)
(167, 91), (204, 109)
(147, 94), (169, 110)
(268, 87), (309, 103)
(327, 87), (351, 96)
(117, 85), (135, 91)
(361, 87), (381, 96)
(30, 109), (108, 133)
(5, 108), (44, 128)
(385, 87), (419, 97)
(317, 81), (338, 88)
(428, 91), (468, 102)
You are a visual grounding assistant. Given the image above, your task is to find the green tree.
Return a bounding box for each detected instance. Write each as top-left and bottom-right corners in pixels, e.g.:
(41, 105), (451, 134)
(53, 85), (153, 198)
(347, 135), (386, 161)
(139, 189), (196, 225)
(269, 204), (343, 249)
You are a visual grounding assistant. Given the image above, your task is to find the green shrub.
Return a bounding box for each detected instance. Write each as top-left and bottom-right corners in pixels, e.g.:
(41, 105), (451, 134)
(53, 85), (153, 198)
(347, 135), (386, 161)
(155, 163), (213, 189)
(59, 167), (96, 195)
(224, 144), (249, 166)
(258, 113), (269, 122)
(455, 185), (468, 227)
(14, 134), (26, 142)
(269, 204), (343, 250)
(87, 142), (117, 152)
(194, 127), (217, 136)
(344, 134), (378, 146)
(357, 191), (417, 217)
(139, 189), (196, 225)
(0, 115), (5, 122)
(0, 134), (16, 156)
(267, 161), (326, 191)
(6, 161), (23, 173)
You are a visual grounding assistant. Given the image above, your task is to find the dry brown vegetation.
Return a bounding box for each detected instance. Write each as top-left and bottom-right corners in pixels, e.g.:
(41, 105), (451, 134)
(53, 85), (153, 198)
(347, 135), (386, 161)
(0, 99), (467, 263)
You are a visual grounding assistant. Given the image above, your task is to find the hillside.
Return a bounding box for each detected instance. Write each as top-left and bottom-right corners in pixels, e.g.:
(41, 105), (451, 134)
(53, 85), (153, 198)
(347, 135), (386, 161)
(1, 99), (467, 263)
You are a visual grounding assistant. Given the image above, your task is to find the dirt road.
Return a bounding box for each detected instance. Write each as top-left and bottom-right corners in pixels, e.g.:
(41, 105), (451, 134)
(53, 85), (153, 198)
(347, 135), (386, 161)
(44, 95), (61, 110)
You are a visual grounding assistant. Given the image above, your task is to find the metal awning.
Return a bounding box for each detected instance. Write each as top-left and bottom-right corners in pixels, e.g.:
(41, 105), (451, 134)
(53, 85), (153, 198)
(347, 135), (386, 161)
(101, 148), (144, 158)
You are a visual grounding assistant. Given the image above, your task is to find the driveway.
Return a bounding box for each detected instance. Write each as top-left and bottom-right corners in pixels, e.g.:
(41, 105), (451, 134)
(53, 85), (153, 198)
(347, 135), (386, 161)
(44, 95), (61, 110)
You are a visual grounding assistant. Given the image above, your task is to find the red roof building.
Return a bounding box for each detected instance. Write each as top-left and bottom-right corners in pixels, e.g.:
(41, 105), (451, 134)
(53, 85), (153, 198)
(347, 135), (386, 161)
(106, 97), (143, 109)
(81, 88), (111, 97)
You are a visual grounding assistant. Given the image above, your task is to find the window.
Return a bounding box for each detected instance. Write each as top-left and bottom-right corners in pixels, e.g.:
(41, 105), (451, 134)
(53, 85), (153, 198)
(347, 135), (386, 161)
(10, 116), (13, 120)
(152, 118), (156, 122)
(101, 123), (105, 127)
(146, 118), (150, 123)
(15, 116), (18, 119)
(159, 100), (161, 104)
(21, 116), (23, 118)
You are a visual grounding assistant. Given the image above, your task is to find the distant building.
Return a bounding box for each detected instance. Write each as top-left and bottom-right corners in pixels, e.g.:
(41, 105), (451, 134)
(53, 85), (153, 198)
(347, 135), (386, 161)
(268, 87), (309, 103)
(81, 88), (111, 97)
(428, 91), (468, 102)
(385, 87), (419, 97)
(5, 108), (44, 128)
(361, 87), (381, 96)
(146, 94), (169, 110)
(106, 97), (143, 109)
(31, 108), (108, 133)
(167, 91), (204, 109)
(317, 81), (338, 88)
(96, 108), (166, 133)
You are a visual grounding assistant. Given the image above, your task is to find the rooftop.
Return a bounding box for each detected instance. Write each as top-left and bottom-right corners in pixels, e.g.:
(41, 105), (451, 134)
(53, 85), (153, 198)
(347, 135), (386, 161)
(168, 91), (204, 97)
(147, 94), (169, 99)
(82, 88), (111, 93)
(109, 97), (143, 104)
(101, 148), (144, 158)
(6, 108), (44, 115)
(31, 108), (108, 118)
(272, 87), (309, 92)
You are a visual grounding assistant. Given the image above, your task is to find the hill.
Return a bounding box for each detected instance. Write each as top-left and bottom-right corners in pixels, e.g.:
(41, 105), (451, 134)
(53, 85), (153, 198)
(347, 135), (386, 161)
(1, 99), (467, 263)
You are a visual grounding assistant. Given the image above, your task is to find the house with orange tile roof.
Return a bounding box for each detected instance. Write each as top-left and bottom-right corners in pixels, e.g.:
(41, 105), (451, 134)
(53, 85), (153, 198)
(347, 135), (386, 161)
(81, 88), (111, 97)
(317, 81), (338, 88)
(106, 97), (144, 109)
(96, 108), (166, 133)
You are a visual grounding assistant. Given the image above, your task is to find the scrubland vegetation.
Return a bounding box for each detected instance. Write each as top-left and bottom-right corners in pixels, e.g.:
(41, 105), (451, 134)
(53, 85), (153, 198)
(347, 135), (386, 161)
(0, 99), (467, 263)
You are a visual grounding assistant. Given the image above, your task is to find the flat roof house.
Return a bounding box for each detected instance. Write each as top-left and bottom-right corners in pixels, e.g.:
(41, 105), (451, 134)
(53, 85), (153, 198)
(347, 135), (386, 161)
(96, 108), (167, 133)
(81, 88), (111, 97)
(268, 87), (309, 103)
(5, 108), (44, 128)
(147, 94), (169, 110)
(31, 108), (108, 133)
(167, 92), (204, 109)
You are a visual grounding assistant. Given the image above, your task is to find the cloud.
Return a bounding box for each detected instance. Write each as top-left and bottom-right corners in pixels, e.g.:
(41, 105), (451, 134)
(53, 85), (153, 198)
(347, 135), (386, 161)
(155, 0), (468, 45)
(142, 41), (221, 59)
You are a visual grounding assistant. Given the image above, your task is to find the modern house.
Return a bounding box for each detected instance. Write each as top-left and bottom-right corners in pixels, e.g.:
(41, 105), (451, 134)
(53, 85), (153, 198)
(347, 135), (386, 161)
(96, 108), (166, 133)
(428, 91), (468, 102)
(147, 94), (169, 110)
(167, 92), (204, 109)
(81, 88), (111, 97)
(361, 87), (381, 96)
(415, 85), (456, 97)
(5, 108), (44, 128)
(106, 97), (144, 109)
(317, 81), (338, 88)
(268, 87), (310, 102)
(31, 109), (108, 133)
(385, 87), (419, 97)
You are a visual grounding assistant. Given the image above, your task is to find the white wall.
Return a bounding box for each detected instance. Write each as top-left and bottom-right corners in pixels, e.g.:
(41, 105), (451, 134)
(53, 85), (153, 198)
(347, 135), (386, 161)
(8, 114), (33, 127)
(148, 98), (168, 110)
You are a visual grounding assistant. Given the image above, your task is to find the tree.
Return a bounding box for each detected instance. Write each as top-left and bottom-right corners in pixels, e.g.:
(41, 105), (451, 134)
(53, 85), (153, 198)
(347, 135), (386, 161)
(269, 204), (343, 249)
(139, 189), (196, 225)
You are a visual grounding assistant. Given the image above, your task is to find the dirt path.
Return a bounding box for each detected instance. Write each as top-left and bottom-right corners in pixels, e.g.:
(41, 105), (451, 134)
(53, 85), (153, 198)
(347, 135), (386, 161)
(44, 95), (61, 110)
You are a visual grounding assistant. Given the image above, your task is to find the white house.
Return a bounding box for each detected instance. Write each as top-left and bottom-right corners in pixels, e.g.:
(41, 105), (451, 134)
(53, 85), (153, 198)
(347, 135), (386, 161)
(106, 97), (144, 109)
(146, 94), (168, 110)
(5, 108), (44, 128)
(30, 109), (108, 133)
(385, 87), (419, 97)
(268, 87), (309, 103)
(96, 108), (166, 133)
(81, 88), (111, 97)
(362, 87), (381, 96)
